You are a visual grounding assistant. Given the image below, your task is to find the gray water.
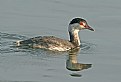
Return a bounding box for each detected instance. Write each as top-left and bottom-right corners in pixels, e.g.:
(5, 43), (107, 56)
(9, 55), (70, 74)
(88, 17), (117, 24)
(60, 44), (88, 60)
(0, 0), (121, 82)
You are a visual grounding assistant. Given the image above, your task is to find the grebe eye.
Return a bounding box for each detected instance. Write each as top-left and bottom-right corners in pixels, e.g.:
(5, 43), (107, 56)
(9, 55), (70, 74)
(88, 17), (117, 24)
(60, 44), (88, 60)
(80, 22), (86, 26)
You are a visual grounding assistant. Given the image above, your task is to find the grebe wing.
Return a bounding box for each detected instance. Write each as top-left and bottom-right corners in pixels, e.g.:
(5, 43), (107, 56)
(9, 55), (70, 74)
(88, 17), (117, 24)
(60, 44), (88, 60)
(19, 36), (74, 48)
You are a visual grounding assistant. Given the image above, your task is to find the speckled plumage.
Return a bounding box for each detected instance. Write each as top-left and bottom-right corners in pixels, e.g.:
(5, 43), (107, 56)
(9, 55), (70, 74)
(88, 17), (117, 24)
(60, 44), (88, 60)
(18, 36), (75, 51)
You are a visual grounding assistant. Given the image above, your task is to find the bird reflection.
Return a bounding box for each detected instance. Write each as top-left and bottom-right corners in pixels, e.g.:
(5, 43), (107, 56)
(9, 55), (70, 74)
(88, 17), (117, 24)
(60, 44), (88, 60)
(66, 48), (92, 72)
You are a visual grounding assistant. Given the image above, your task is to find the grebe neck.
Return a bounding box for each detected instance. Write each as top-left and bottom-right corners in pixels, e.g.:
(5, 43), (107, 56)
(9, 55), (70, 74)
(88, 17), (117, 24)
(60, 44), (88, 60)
(69, 30), (80, 46)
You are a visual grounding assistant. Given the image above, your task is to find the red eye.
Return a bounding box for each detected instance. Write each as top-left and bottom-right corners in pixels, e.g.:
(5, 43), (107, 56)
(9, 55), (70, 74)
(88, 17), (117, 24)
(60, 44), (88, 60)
(80, 22), (86, 27)
(80, 22), (84, 25)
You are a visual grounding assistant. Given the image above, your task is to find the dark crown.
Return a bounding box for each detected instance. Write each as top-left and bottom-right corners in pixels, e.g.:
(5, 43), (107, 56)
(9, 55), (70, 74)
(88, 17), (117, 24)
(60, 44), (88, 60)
(69, 18), (86, 25)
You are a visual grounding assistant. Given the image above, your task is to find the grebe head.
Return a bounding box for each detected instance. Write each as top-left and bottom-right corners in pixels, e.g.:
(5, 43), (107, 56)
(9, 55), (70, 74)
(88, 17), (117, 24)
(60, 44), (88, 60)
(68, 18), (94, 46)
(69, 18), (94, 32)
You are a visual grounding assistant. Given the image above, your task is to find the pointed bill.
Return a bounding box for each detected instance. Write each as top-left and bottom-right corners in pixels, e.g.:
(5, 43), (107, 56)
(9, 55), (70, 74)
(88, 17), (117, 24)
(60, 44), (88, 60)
(87, 25), (95, 31)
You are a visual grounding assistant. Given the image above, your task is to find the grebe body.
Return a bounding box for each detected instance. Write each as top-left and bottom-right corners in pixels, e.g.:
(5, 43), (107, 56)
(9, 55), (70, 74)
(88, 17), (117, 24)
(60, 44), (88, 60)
(16, 18), (94, 51)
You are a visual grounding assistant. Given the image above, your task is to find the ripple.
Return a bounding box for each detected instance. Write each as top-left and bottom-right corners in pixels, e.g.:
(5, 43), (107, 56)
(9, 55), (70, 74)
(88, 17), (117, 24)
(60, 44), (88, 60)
(0, 32), (29, 54)
(0, 32), (27, 40)
(81, 41), (96, 54)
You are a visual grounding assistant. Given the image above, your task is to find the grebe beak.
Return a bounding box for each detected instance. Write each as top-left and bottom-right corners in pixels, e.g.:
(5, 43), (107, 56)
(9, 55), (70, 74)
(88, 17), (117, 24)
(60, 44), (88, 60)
(86, 25), (94, 31)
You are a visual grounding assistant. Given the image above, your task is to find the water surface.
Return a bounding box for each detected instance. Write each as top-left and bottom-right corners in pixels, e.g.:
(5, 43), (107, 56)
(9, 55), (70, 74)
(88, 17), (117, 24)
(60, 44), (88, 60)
(0, 0), (121, 82)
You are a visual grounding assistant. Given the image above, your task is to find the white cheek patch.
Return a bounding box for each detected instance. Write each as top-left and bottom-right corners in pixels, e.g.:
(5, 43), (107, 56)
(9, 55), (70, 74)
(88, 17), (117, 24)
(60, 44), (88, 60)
(80, 25), (85, 28)
(68, 23), (80, 32)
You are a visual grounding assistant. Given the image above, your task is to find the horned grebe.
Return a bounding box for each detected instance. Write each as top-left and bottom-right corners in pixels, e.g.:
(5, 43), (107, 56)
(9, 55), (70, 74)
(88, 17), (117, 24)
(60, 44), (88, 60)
(16, 18), (94, 51)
